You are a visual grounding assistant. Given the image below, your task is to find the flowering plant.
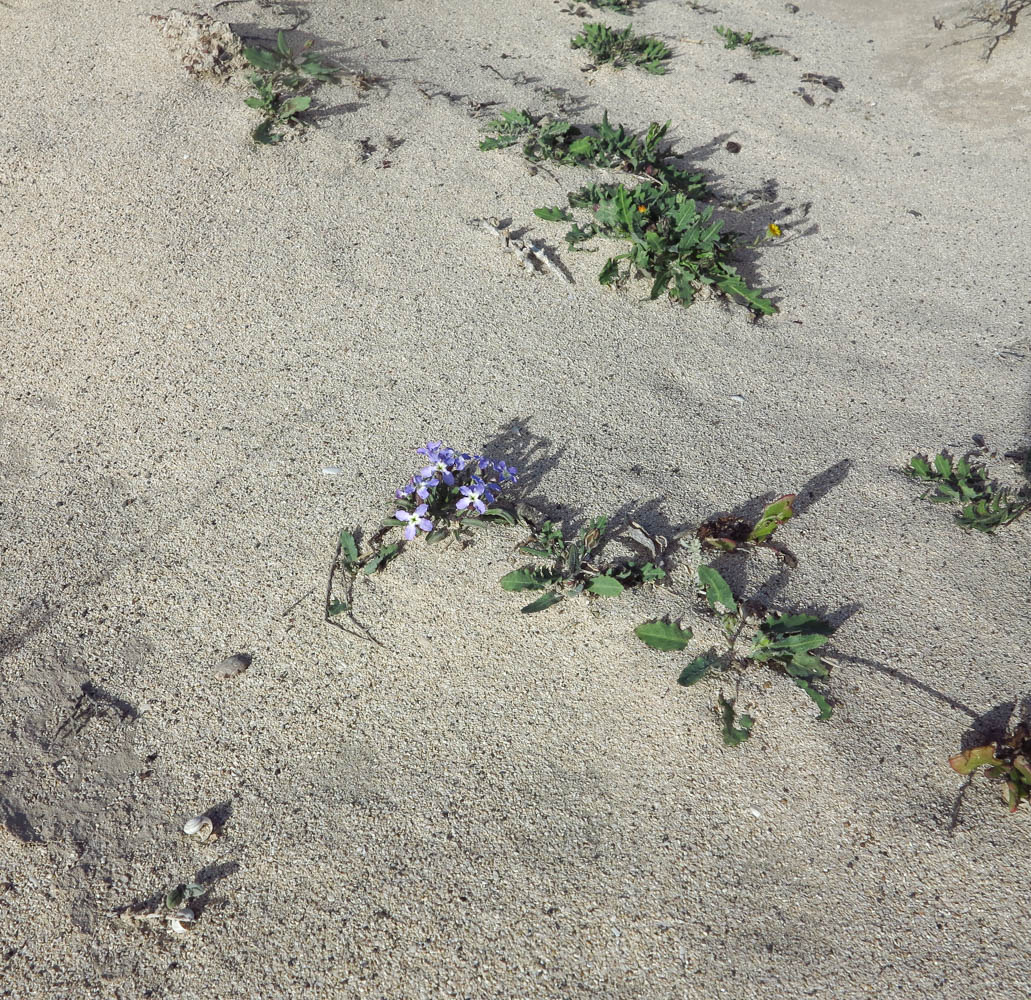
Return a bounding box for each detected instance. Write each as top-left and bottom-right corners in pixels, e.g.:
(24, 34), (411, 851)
(326, 443), (519, 629)
(388, 442), (519, 542)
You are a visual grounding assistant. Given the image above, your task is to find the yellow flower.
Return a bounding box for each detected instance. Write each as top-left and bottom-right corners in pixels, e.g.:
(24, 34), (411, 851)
(767, 223), (782, 238)
(637, 205), (647, 213)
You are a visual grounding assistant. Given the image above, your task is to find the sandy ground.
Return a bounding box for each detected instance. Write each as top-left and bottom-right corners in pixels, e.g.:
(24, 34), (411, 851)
(1, 0), (1029, 996)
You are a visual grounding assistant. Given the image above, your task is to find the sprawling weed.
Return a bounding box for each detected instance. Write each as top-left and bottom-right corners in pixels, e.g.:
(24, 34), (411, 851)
(571, 22), (673, 74)
(537, 181), (776, 313)
(905, 450), (1030, 532)
(714, 25), (786, 57)
(480, 110), (707, 195)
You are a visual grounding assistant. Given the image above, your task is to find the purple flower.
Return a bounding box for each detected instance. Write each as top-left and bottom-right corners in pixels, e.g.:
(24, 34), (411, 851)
(456, 479), (489, 515)
(415, 475), (439, 500)
(395, 503), (433, 540)
(418, 443), (458, 485)
(395, 478), (418, 499)
(493, 460), (518, 484)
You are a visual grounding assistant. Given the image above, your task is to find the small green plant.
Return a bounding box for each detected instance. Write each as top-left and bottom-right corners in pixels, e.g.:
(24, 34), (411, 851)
(480, 110), (707, 196)
(243, 31), (337, 144)
(636, 562), (837, 744)
(585, 0), (641, 12)
(500, 516), (669, 613)
(696, 495), (796, 552)
(950, 725), (1031, 813)
(119, 882), (205, 935)
(714, 25), (786, 57)
(904, 450), (1030, 533)
(536, 180), (776, 313)
(571, 22), (673, 74)
(633, 500), (835, 743)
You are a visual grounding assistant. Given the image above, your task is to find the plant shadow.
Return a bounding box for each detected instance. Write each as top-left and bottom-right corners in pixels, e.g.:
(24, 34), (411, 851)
(481, 418), (585, 525)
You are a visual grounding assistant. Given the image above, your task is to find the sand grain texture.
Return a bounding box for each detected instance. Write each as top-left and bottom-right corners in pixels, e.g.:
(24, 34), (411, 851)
(1, 0), (1029, 997)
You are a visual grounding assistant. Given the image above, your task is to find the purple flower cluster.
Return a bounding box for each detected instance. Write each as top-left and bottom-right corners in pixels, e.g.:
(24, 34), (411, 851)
(393, 441), (518, 540)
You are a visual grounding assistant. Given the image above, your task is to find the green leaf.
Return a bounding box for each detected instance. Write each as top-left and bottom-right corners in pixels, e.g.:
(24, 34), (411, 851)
(907, 454), (933, 480)
(748, 494), (795, 543)
(697, 565), (737, 613)
(521, 592), (564, 614)
(793, 678), (833, 719)
(718, 695), (754, 747)
(501, 567), (553, 592)
(534, 206), (573, 222)
(586, 574), (625, 597)
(640, 563), (666, 584)
(363, 543), (399, 574)
(338, 530), (359, 566)
(278, 95), (312, 119)
(276, 30), (291, 57)
(677, 651), (716, 687)
(243, 46), (281, 72)
(599, 257), (620, 285)
(253, 120), (282, 145)
(244, 96), (268, 109)
(761, 613), (833, 637)
(948, 745), (1004, 774)
(327, 599), (349, 617)
(478, 507), (516, 525)
(634, 620), (693, 652)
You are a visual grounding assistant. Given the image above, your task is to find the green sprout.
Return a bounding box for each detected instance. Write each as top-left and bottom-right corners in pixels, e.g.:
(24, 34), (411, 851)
(243, 31), (337, 144)
(634, 500), (835, 744)
(480, 109), (708, 196)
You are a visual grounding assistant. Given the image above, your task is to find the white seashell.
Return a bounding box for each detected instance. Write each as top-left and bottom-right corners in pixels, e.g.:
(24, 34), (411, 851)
(183, 815), (214, 840)
(168, 907), (194, 933)
(321, 466), (343, 475)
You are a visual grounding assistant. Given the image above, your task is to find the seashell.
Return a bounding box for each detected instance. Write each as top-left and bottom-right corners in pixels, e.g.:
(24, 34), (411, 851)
(183, 815), (214, 840)
(168, 907), (195, 934)
(321, 466), (343, 476)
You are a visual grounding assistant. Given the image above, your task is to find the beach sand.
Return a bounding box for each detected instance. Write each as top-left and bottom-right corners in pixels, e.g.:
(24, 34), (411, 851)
(1, 0), (1029, 996)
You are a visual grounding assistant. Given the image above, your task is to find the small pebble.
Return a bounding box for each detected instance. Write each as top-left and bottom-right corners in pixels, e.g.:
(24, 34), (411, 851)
(214, 652), (252, 679)
(321, 467), (343, 476)
(748, 807), (762, 818)
(729, 394), (746, 403)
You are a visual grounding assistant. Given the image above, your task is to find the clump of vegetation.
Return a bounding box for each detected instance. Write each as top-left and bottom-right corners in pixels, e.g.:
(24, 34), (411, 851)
(950, 725), (1031, 813)
(500, 516), (670, 613)
(904, 450), (1030, 533)
(714, 25), (786, 57)
(535, 181), (776, 313)
(591, 0), (641, 11)
(480, 110), (776, 313)
(633, 497), (838, 744)
(480, 110), (707, 196)
(571, 22), (673, 74)
(243, 31), (337, 144)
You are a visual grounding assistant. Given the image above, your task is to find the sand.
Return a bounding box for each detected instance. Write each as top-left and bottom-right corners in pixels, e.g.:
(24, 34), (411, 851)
(1, 0), (1029, 996)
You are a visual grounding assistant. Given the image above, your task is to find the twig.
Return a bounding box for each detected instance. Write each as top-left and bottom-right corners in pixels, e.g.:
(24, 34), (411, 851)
(477, 218), (572, 283)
